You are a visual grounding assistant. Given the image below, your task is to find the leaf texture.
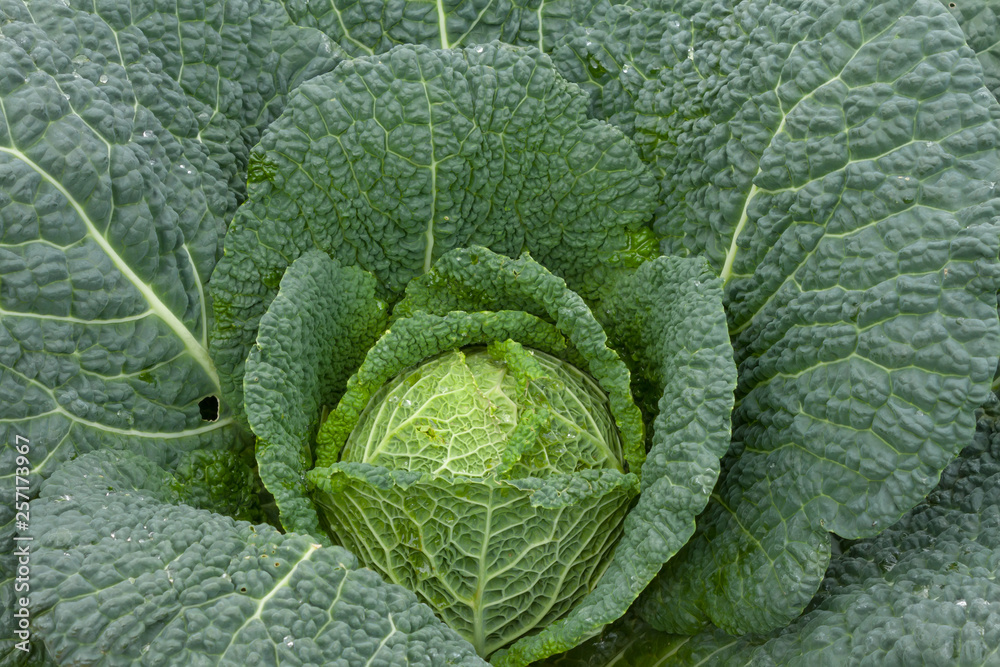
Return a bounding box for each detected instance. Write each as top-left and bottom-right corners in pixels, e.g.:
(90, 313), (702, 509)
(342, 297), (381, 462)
(311, 464), (637, 657)
(493, 256), (736, 666)
(283, 0), (611, 55)
(374, 249), (734, 665)
(945, 0), (1000, 102)
(26, 449), (487, 666)
(622, 0), (1000, 635)
(547, 398), (1000, 666)
(244, 250), (388, 539)
(210, 42), (658, 425)
(0, 0), (340, 659)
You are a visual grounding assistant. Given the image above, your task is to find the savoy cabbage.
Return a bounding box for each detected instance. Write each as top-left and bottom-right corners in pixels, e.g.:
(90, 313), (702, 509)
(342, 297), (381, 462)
(2, 0), (1000, 665)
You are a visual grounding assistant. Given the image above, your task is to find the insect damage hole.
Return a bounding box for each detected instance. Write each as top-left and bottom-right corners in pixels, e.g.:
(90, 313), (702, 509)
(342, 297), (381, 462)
(199, 396), (220, 421)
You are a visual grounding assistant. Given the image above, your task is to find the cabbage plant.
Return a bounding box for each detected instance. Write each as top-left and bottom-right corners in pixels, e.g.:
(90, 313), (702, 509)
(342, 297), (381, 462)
(3, 0), (1000, 664)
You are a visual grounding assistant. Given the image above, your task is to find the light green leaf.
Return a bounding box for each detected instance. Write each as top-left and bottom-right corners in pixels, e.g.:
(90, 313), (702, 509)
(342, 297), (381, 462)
(310, 464), (638, 657)
(315, 308), (576, 464)
(392, 247), (645, 475)
(306, 248), (672, 661)
(337, 344), (626, 478)
(492, 255), (736, 666)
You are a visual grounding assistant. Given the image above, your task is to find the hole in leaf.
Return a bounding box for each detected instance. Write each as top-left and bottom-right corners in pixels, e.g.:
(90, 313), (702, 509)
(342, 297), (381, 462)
(199, 396), (220, 421)
(949, 2), (956, 6)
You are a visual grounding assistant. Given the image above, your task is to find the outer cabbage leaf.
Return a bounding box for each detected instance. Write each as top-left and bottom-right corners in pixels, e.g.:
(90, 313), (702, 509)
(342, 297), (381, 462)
(0, 6), (329, 659)
(283, 0), (612, 55)
(548, 1), (692, 138)
(58, 0), (344, 209)
(24, 448), (486, 666)
(0, 0), (225, 280)
(0, 0), (343, 479)
(0, 1), (260, 494)
(0, 6), (244, 583)
(945, 0), (1000, 102)
(1, 0), (343, 224)
(244, 250), (388, 539)
(548, 398), (1000, 667)
(210, 42), (658, 424)
(561, 0), (1000, 635)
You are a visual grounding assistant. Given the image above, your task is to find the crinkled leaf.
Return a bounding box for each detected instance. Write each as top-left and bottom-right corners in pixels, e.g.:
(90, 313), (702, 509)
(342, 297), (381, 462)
(491, 255), (736, 666)
(210, 42), (658, 424)
(244, 250), (388, 539)
(283, 0), (612, 55)
(26, 449), (486, 666)
(0, 4), (325, 656)
(0, 17), (246, 640)
(0, 10), (240, 486)
(56, 0), (344, 207)
(945, 0), (1000, 102)
(569, 0), (1000, 635)
(557, 399), (1000, 666)
(310, 464), (637, 657)
(0, 0), (228, 278)
(548, 1), (692, 137)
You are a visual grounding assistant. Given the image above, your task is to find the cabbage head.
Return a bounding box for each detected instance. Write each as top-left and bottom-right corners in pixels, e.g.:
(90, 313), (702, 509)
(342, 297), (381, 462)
(311, 343), (638, 656)
(238, 239), (737, 665)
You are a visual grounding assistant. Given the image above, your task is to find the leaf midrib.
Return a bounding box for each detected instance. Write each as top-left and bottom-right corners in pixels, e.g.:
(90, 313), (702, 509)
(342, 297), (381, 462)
(0, 145), (221, 392)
